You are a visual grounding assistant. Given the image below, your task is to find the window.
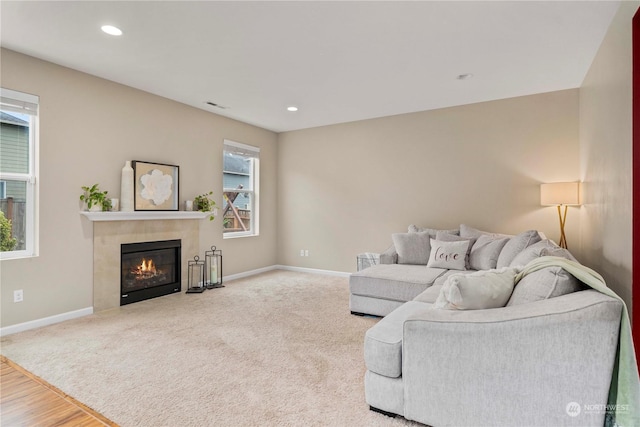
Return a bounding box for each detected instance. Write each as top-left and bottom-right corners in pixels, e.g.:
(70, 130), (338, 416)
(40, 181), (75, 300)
(223, 140), (259, 238)
(0, 88), (38, 258)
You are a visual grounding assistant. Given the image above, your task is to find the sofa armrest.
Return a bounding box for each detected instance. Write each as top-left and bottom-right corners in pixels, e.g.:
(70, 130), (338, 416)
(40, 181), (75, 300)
(401, 290), (623, 427)
(379, 245), (397, 264)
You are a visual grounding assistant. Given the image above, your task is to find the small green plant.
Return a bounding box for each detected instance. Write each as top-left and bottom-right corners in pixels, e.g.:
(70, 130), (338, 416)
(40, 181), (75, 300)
(0, 211), (17, 252)
(194, 191), (216, 221)
(80, 184), (112, 211)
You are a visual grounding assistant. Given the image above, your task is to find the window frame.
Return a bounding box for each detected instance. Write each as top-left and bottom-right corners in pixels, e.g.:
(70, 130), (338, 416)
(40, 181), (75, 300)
(0, 88), (39, 260)
(223, 139), (259, 239)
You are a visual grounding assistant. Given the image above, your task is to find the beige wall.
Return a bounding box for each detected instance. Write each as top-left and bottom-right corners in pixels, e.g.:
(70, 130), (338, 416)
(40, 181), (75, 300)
(579, 2), (639, 310)
(0, 49), (278, 328)
(277, 90), (581, 273)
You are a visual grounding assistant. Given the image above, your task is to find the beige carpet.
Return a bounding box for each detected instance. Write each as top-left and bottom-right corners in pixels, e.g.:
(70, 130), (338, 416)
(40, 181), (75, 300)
(1, 270), (420, 427)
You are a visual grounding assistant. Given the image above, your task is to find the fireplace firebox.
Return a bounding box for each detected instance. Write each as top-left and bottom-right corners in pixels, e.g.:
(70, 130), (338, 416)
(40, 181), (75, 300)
(121, 239), (181, 305)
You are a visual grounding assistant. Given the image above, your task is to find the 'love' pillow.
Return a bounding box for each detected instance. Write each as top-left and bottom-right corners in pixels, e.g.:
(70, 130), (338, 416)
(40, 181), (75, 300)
(426, 239), (469, 271)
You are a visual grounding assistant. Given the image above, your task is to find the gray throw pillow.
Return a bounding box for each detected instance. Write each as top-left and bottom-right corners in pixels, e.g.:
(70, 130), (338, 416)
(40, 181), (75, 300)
(506, 266), (582, 306)
(541, 246), (578, 262)
(408, 224), (459, 237)
(468, 235), (510, 271)
(509, 240), (558, 268)
(460, 224), (512, 240)
(496, 230), (543, 268)
(392, 232), (431, 265)
(436, 231), (475, 270)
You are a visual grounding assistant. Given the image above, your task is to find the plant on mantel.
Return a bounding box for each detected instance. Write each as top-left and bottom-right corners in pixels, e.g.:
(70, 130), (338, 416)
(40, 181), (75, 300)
(80, 184), (112, 212)
(194, 191), (217, 221)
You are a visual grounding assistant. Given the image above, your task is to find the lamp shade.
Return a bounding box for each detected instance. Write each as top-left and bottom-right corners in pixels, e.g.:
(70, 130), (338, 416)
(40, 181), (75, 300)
(540, 182), (581, 206)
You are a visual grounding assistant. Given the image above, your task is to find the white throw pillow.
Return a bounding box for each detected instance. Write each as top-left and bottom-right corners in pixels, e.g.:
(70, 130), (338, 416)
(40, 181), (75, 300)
(426, 239), (469, 271)
(433, 267), (518, 310)
(435, 231), (475, 270)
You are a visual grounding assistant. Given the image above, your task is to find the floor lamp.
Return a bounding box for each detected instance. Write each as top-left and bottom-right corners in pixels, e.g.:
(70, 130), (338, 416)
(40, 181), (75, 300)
(540, 182), (581, 249)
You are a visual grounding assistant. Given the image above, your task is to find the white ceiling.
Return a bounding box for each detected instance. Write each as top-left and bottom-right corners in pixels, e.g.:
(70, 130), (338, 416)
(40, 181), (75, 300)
(0, 1), (620, 133)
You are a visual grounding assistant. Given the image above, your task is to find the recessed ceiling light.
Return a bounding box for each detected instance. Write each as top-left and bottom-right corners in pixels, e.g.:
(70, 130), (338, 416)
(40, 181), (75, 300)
(287, 106), (299, 112)
(456, 73), (473, 80)
(101, 25), (123, 36)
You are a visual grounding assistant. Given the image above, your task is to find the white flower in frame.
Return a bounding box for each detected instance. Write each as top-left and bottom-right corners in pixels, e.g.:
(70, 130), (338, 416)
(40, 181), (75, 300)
(140, 169), (173, 205)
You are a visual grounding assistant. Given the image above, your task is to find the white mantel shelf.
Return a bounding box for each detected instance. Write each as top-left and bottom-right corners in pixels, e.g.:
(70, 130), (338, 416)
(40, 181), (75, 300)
(80, 211), (209, 221)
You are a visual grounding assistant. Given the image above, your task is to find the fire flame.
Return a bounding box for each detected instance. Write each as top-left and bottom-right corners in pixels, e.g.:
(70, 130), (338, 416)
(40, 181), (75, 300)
(139, 258), (156, 274)
(140, 258), (156, 273)
(131, 258), (158, 280)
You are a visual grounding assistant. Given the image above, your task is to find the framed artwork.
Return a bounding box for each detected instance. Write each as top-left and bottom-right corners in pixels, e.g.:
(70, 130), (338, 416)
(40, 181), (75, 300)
(132, 161), (179, 211)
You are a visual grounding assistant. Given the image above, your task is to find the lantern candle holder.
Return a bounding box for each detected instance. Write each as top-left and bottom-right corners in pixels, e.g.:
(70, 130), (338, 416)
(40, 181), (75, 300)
(186, 255), (206, 293)
(205, 246), (224, 289)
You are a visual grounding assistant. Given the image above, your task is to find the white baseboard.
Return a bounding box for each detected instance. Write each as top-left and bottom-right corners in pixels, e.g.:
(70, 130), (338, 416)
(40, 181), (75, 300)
(224, 264), (350, 281)
(1, 267), (348, 336)
(275, 265), (351, 278)
(0, 307), (93, 337)
(223, 265), (280, 282)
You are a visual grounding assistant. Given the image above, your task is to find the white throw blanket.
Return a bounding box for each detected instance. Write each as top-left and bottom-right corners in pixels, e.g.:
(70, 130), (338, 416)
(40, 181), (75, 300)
(516, 256), (640, 427)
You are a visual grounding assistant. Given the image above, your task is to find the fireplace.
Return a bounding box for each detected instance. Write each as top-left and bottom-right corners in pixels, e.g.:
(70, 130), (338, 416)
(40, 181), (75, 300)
(121, 239), (181, 305)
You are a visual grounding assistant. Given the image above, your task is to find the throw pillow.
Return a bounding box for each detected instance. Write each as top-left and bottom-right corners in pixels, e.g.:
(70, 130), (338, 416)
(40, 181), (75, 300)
(496, 230), (542, 268)
(409, 224), (460, 237)
(392, 232), (431, 265)
(469, 235), (510, 271)
(436, 231), (475, 269)
(540, 246), (578, 262)
(506, 266), (582, 306)
(509, 240), (559, 267)
(427, 239), (469, 271)
(460, 224), (512, 240)
(433, 267), (518, 310)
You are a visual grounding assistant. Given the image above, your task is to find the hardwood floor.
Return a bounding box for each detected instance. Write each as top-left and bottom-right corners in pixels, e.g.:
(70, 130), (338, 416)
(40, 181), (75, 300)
(0, 356), (117, 427)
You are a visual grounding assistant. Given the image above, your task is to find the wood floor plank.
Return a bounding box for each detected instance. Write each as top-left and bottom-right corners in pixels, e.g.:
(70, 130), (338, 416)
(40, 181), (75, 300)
(0, 357), (117, 427)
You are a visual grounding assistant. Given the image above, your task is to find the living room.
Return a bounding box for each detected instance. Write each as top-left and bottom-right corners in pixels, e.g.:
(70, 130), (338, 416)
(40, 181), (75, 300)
(0, 1), (638, 426)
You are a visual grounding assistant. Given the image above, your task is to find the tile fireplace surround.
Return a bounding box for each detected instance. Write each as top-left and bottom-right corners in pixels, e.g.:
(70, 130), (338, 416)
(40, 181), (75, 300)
(91, 218), (200, 311)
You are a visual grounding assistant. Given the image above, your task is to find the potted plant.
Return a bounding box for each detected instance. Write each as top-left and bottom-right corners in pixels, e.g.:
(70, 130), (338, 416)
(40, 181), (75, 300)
(194, 191), (216, 221)
(80, 184), (112, 212)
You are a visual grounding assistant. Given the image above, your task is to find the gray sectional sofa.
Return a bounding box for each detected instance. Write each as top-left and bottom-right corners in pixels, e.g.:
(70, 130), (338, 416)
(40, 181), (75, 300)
(351, 224), (625, 426)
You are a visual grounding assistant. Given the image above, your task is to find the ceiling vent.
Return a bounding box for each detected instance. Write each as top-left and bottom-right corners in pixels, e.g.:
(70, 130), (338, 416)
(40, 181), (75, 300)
(206, 101), (227, 109)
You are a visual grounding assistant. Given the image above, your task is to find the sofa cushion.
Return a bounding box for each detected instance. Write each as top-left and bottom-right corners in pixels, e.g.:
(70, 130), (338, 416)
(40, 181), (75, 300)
(408, 224), (459, 236)
(392, 232), (431, 265)
(506, 266), (582, 306)
(427, 239), (468, 270)
(496, 230), (543, 268)
(435, 231), (475, 269)
(413, 284), (443, 304)
(350, 264), (447, 302)
(364, 301), (429, 378)
(433, 267), (517, 310)
(468, 235), (510, 270)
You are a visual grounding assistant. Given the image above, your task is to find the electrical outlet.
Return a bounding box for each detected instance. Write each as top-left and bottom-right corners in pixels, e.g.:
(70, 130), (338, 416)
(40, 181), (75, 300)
(304, 250), (309, 257)
(13, 289), (23, 303)
(300, 249), (305, 256)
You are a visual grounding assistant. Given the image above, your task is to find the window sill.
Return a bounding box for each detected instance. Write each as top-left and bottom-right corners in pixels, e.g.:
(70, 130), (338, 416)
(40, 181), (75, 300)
(223, 232), (259, 239)
(0, 250), (37, 261)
